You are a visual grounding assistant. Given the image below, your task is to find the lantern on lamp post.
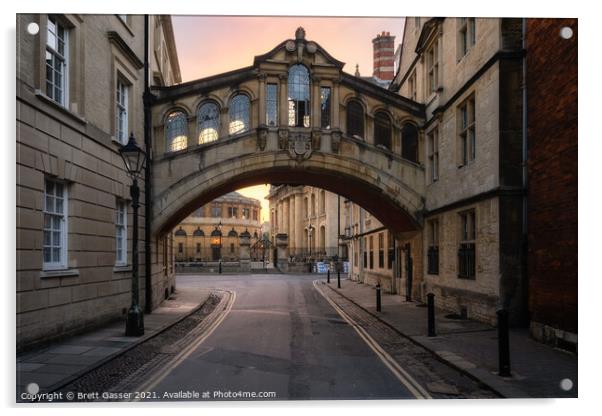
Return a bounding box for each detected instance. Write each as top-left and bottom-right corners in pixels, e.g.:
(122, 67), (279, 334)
(119, 133), (146, 336)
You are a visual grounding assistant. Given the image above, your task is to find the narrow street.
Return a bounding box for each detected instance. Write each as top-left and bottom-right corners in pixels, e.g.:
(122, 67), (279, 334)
(146, 274), (417, 400)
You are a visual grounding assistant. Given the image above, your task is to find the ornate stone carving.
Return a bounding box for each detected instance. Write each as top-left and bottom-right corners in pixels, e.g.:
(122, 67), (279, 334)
(287, 132), (313, 162)
(331, 129), (342, 153)
(256, 125), (268, 151)
(311, 129), (321, 150)
(278, 128), (289, 150)
(306, 41), (317, 54)
(285, 40), (296, 52)
(295, 27), (306, 40)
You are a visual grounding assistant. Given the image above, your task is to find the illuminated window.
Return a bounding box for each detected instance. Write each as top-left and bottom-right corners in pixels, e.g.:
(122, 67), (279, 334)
(197, 102), (220, 144)
(229, 94), (250, 135)
(288, 65), (310, 127)
(166, 111), (188, 152)
(266, 83), (278, 126)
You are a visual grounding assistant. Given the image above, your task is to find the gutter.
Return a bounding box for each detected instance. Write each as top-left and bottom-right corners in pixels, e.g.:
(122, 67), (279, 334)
(144, 15), (153, 313)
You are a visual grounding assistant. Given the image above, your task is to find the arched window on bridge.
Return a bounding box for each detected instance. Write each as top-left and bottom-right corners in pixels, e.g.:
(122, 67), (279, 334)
(401, 123), (419, 163)
(229, 94), (250, 135)
(198, 102), (220, 144)
(374, 111), (392, 150)
(346, 100), (365, 139)
(165, 111), (188, 152)
(288, 65), (311, 127)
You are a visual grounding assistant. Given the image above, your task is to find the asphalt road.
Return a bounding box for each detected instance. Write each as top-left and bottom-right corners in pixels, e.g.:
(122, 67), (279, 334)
(149, 274), (416, 401)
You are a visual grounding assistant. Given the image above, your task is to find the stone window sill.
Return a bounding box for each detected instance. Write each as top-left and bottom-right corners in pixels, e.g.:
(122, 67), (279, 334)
(39, 269), (80, 279)
(113, 265), (132, 273)
(34, 90), (87, 125)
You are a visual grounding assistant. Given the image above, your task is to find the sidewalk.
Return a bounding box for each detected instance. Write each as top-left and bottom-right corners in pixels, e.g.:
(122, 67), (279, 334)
(16, 287), (211, 397)
(324, 279), (577, 398)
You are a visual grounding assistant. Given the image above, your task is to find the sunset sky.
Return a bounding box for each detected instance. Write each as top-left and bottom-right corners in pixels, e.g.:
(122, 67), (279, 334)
(171, 16), (406, 222)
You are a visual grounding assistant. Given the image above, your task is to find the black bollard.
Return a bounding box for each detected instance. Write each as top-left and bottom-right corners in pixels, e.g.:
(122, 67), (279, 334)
(327, 269), (330, 283)
(337, 270), (341, 289)
(497, 309), (511, 377)
(427, 293), (436, 337)
(218, 261), (222, 274)
(376, 283), (382, 312)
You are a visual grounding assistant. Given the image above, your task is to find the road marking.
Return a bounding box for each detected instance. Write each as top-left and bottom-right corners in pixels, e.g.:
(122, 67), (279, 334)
(312, 280), (432, 399)
(133, 290), (237, 399)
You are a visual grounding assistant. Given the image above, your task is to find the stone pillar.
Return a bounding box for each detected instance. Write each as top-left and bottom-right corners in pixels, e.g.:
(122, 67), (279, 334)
(289, 195), (295, 251)
(295, 193), (304, 251)
(283, 197), (289, 239)
(312, 76), (320, 127)
(332, 79), (340, 129)
(258, 73), (266, 125)
(275, 233), (289, 272)
(239, 233), (251, 272)
(279, 74), (288, 127)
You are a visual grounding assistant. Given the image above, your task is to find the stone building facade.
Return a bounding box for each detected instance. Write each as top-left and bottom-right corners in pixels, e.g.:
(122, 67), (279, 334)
(391, 18), (526, 325)
(173, 191), (262, 262)
(525, 19), (577, 350)
(16, 14), (180, 350)
(267, 185), (347, 262)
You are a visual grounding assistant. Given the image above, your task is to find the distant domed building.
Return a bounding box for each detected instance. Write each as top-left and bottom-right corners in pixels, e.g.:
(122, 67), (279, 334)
(173, 191), (262, 263)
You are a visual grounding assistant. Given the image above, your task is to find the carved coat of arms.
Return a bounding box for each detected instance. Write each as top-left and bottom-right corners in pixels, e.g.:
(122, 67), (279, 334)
(288, 133), (313, 161)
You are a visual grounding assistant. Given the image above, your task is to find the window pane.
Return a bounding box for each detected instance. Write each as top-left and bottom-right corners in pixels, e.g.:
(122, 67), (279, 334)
(374, 112), (391, 150)
(44, 247), (51, 263)
(288, 65), (310, 127)
(198, 102), (220, 144)
(229, 94), (250, 135)
(166, 111), (188, 151)
(266, 84), (278, 126)
(320, 87), (331, 129)
(346, 100), (364, 138)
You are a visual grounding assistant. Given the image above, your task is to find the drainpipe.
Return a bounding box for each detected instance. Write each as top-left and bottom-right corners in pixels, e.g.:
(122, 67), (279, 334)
(143, 15), (153, 314)
(521, 18), (529, 323)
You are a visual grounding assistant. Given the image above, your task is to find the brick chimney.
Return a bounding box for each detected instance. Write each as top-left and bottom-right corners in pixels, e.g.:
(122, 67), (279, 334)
(372, 31), (395, 80)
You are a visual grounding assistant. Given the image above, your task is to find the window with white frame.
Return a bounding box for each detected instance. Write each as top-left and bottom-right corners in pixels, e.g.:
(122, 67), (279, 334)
(115, 200), (127, 265)
(428, 126), (439, 182)
(458, 94), (476, 166)
(458, 18), (476, 59)
(46, 16), (69, 106)
(116, 78), (129, 144)
(426, 40), (439, 95)
(43, 179), (68, 270)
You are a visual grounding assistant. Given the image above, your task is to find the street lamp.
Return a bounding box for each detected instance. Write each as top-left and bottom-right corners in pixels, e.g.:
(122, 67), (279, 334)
(119, 132), (146, 337)
(308, 224), (314, 258)
(218, 220), (223, 273)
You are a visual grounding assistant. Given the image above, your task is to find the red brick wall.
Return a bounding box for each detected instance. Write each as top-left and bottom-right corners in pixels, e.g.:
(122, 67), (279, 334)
(526, 18), (578, 334)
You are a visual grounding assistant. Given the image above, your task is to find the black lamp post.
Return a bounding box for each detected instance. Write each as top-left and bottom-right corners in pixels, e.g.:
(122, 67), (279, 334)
(119, 132), (146, 337)
(308, 224), (314, 258)
(218, 220), (223, 273)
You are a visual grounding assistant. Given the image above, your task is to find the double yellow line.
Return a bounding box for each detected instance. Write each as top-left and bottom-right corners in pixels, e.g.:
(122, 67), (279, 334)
(133, 290), (237, 399)
(313, 280), (432, 399)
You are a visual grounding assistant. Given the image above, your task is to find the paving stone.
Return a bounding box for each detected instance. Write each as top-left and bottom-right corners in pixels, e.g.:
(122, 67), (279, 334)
(45, 345), (95, 355)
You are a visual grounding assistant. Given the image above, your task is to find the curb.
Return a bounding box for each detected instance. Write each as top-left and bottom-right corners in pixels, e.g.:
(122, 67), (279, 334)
(322, 281), (530, 399)
(43, 290), (219, 395)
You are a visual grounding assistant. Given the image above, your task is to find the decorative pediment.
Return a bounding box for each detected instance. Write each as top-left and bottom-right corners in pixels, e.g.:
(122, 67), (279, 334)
(415, 17), (445, 54)
(253, 27), (345, 69)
